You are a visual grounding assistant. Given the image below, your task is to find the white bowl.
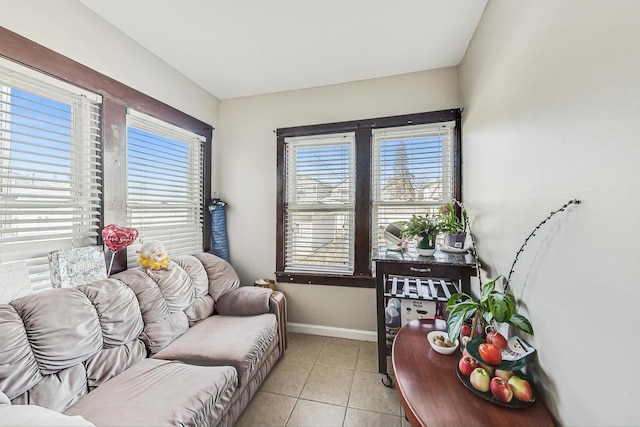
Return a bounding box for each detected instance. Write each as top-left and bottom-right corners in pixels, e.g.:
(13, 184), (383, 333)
(417, 247), (437, 256)
(427, 331), (459, 355)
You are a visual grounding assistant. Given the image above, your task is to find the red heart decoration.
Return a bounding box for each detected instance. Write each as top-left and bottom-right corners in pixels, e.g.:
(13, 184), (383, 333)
(102, 224), (139, 252)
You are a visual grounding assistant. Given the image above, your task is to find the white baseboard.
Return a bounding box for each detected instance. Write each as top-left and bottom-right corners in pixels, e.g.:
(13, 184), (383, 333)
(287, 322), (377, 342)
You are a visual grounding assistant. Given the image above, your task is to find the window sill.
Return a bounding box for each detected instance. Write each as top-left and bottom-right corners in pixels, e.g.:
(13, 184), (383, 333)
(275, 272), (375, 288)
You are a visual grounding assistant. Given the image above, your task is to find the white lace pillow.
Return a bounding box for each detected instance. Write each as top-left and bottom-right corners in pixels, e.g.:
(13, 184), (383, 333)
(0, 405), (95, 426)
(0, 261), (32, 304)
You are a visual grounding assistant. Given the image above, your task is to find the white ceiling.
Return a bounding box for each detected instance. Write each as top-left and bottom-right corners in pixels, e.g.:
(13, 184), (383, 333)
(79, 0), (487, 100)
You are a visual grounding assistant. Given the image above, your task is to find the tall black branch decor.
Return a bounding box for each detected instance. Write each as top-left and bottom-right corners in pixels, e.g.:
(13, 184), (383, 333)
(504, 199), (581, 293)
(452, 198), (581, 292)
(445, 198), (581, 342)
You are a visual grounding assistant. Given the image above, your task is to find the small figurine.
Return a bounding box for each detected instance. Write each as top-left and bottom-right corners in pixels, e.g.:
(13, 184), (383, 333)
(136, 240), (171, 271)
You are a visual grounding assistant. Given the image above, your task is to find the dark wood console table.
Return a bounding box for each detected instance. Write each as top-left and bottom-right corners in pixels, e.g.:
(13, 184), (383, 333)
(374, 249), (476, 384)
(392, 319), (554, 427)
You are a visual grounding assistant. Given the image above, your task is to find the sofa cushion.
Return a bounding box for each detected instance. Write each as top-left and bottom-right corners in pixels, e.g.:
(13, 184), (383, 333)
(112, 268), (190, 354)
(2, 281), (149, 412)
(215, 286), (271, 316)
(193, 253), (239, 300)
(64, 359), (237, 427)
(0, 304), (41, 399)
(152, 314), (278, 387)
(79, 280), (148, 391)
(111, 256), (220, 354)
(80, 280), (143, 348)
(84, 340), (147, 391)
(171, 255), (210, 299)
(11, 289), (103, 376)
(9, 364), (88, 412)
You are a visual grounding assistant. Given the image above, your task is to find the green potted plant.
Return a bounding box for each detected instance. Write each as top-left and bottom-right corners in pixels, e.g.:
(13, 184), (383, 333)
(446, 276), (534, 344)
(439, 202), (467, 249)
(400, 214), (442, 256)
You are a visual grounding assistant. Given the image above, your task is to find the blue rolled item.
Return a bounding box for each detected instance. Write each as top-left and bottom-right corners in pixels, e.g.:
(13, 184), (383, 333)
(209, 199), (230, 262)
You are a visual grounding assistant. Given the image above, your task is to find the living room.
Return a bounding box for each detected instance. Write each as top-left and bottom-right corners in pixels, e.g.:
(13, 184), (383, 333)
(1, 1), (638, 426)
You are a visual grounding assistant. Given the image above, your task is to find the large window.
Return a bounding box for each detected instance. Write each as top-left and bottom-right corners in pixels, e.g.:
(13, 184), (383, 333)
(0, 26), (213, 286)
(126, 110), (205, 266)
(0, 59), (102, 290)
(277, 110), (461, 287)
(371, 121), (456, 253)
(284, 132), (355, 275)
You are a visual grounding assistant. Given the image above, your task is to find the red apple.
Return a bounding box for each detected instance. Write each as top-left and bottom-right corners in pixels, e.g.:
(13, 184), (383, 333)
(508, 376), (533, 402)
(478, 343), (502, 365)
(486, 332), (508, 350)
(494, 369), (514, 381)
(461, 324), (472, 337)
(477, 361), (494, 377)
(490, 377), (513, 403)
(469, 367), (491, 392)
(458, 355), (478, 377)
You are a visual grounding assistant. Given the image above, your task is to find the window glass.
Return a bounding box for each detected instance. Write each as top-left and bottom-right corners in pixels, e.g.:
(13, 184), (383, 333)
(0, 61), (102, 290)
(284, 133), (355, 274)
(126, 111), (205, 265)
(371, 122), (455, 253)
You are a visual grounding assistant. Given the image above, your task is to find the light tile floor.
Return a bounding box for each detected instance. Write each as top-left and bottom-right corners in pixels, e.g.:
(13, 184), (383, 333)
(235, 333), (411, 427)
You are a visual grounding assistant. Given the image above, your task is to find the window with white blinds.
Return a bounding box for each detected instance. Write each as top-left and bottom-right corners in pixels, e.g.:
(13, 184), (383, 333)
(284, 132), (355, 274)
(277, 110), (460, 286)
(0, 59), (102, 290)
(126, 110), (205, 266)
(371, 121), (456, 252)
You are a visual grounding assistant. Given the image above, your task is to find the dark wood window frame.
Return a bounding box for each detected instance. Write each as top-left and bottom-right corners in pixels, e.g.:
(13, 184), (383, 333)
(0, 26), (213, 274)
(276, 109), (462, 288)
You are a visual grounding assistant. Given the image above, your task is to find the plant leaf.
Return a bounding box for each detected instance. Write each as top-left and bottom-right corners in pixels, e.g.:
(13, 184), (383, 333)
(481, 310), (494, 326)
(447, 293), (462, 309)
(487, 292), (515, 323)
(446, 292), (473, 310)
(448, 299), (480, 313)
(508, 313), (534, 335)
(480, 278), (497, 301)
(446, 304), (478, 344)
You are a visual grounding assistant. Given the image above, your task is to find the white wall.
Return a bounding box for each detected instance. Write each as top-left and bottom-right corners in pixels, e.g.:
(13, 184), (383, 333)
(0, 0), (219, 127)
(218, 68), (460, 336)
(459, 1), (640, 425)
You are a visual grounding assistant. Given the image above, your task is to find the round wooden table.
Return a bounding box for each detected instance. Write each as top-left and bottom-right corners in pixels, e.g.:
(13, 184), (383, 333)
(391, 319), (555, 427)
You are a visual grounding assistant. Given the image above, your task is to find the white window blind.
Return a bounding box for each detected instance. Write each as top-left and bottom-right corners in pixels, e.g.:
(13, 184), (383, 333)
(0, 59), (102, 290)
(371, 121), (455, 252)
(126, 110), (205, 266)
(284, 133), (355, 274)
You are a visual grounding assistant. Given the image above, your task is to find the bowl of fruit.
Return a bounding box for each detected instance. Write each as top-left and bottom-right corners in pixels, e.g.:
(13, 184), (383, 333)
(456, 331), (536, 407)
(427, 330), (459, 354)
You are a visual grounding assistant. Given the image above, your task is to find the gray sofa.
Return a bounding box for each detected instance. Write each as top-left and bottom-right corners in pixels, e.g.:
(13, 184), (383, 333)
(0, 253), (287, 427)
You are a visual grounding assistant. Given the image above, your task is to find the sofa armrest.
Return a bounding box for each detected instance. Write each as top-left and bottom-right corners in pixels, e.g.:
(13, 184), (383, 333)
(216, 286), (272, 316)
(269, 291), (288, 353)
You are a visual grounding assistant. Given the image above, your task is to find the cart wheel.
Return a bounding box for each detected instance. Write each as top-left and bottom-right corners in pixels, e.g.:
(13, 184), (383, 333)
(381, 373), (393, 387)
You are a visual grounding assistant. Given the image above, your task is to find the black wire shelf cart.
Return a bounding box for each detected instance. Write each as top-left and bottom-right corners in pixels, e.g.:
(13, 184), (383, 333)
(374, 249), (477, 387)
